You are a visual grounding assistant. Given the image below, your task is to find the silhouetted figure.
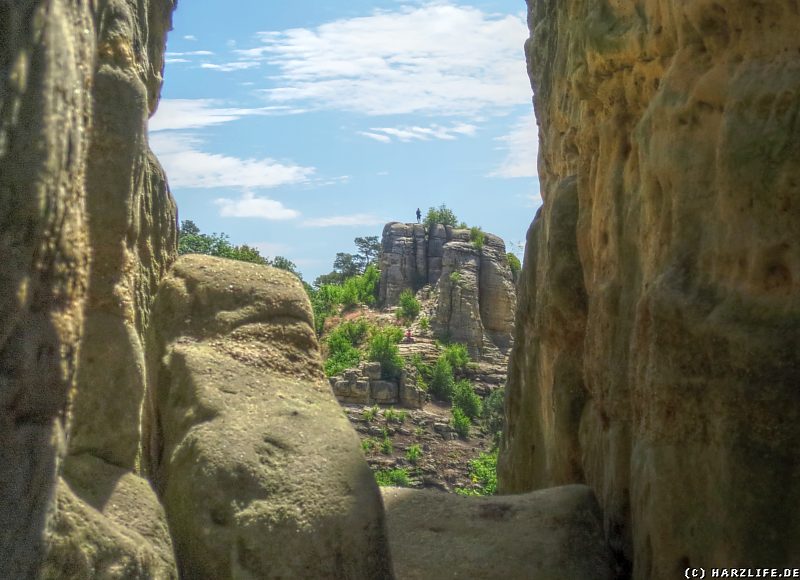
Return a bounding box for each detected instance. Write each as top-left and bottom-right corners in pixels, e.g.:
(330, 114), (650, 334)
(416, 208), (421, 223)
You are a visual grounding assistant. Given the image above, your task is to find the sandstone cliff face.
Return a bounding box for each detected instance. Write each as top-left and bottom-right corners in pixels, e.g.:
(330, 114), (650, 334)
(145, 255), (394, 579)
(500, 1), (800, 577)
(379, 222), (516, 360)
(0, 1), (177, 576)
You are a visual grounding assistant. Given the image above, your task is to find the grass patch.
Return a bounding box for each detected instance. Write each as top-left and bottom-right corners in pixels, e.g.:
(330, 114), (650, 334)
(374, 468), (411, 487)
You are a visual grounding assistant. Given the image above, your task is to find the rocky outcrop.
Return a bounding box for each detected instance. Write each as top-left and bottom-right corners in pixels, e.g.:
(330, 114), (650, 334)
(0, 1), (176, 576)
(378, 222), (517, 360)
(145, 255), (393, 579)
(501, 1), (800, 578)
(382, 485), (615, 579)
(331, 363), (425, 408)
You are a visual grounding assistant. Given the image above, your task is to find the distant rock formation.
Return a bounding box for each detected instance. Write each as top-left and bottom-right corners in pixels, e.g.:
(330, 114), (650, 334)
(378, 222), (516, 361)
(500, 1), (800, 577)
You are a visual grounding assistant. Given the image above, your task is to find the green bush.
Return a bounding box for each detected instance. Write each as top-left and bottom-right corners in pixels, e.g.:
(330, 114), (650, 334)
(483, 387), (506, 445)
(384, 408), (407, 424)
(423, 204), (460, 230)
(405, 444), (422, 465)
(362, 405), (379, 422)
(455, 451), (498, 496)
(368, 326), (404, 379)
(398, 289), (421, 320)
(441, 343), (470, 373)
(469, 226), (485, 251)
(506, 252), (521, 279)
(449, 271), (461, 284)
(451, 407), (471, 439)
(429, 357), (455, 401)
(374, 468), (411, 487)
(419, 316), (430, 331)
(324, 333), (360, 376)
(380, 435), (393, 455)
(361, 438), (378, 453)
(452, 380), (482, 420)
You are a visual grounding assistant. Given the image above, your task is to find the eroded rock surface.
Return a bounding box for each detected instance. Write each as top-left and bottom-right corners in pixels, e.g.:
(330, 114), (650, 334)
(146, 255), (393, 579)
(501, 1), (800, 577)
(0, 0), (177, 576)
(42, 455), (176, 579)
(382, 485), (615, 580)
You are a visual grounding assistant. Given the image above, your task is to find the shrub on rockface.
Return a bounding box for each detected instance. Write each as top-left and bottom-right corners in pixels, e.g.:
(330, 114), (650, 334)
(368, 326), (404, 379)
(323, 319), (373, 376)
(440, 343), (470, 374)
(429, 357), (455, 401)
(506, 252), (521, 280)
(451, 407), (471, 439)
(398, 289), (421, 320)
(452, 379), (482, 421)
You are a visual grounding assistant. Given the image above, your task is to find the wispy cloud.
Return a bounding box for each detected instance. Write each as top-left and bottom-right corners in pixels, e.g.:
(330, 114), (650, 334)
(359, 123), (477, 143)
(235, 3), (528, 116)
(149, 133), (314, 190)
(183, 35), (197, 41)
(302, 213), (385, 227)
(215, 192), (299, 220)
(489, 112), (539, 178)
(166, 50), (215, 57)
(200, 61), (260, 72)
(149, 99), (296, 132)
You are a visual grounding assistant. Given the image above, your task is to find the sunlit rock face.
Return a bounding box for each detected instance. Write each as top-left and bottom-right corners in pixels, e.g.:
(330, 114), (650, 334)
(500, 1), (800, 577)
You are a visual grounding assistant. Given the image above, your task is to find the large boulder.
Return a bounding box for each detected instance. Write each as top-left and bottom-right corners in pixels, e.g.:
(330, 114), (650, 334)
(501, 1), (800, 577)
(145, 255), (393, 579)
(381, 485), (615, 579)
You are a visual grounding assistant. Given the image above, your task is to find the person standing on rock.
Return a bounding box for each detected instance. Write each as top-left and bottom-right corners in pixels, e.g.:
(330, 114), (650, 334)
(416, 208), (422, 223)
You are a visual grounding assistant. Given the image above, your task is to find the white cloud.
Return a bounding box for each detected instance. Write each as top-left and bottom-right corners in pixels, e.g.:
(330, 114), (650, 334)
(165, 58), (190, 64)
(302, 213), (385, 227)
(359, 132), (392, 143)
(360, 122), (477, 143)
(183, 35), (197, 41)
(215, 192), (299, 220)
(201, 61), (260, 72)
(490, 112), (539, 178)
(149, 133), (314, 190)
(149, 99), (294, 132)
(239, 3), (529, 116)
(166, 50), (214, 57)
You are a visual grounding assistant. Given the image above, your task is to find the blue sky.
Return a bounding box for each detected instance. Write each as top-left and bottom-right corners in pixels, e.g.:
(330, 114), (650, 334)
(149, 0), (541, 281)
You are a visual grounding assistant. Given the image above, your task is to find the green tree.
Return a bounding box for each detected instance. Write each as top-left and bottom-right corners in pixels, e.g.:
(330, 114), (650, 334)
(178, 220), (270, 265)
(354, 236), (381, 269)
(506, 252), (521, 280)
(423, 204), (460, 229)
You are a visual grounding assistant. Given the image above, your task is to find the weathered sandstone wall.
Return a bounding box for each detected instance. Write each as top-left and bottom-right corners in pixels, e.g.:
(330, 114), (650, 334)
(0, 1), (177, 576)
(500, 1), (800, 578)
